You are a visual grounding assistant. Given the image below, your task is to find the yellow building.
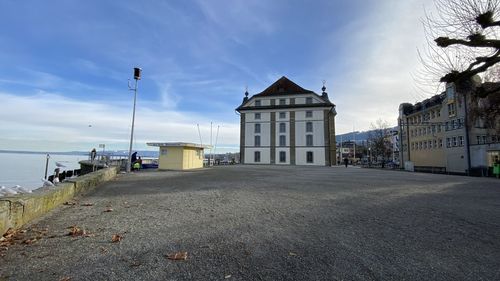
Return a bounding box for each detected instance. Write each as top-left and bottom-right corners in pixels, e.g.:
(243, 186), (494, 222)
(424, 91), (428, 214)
(147, 142), (208, 170)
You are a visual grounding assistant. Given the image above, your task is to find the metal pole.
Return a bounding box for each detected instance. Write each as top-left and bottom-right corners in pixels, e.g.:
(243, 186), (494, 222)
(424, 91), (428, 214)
(353, 125), (356, 165)
(44, 154), (50, 179)
(127, 78), (138, 173)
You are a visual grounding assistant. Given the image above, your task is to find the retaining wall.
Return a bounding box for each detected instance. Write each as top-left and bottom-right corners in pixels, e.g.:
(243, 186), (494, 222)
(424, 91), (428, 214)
(0, 167), (119, 235)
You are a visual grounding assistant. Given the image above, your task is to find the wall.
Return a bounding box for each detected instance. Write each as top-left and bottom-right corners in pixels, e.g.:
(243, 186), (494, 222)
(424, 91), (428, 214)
(158, 146), (184, 170)
(0, 167), (119, 235)
(182, 147), (204, 170)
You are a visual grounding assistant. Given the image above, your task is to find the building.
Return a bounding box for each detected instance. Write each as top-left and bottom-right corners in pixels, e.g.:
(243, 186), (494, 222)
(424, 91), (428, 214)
(236, 76), (337, 166)
(146, 142), (208, 170)
(398, 82), (500, 175)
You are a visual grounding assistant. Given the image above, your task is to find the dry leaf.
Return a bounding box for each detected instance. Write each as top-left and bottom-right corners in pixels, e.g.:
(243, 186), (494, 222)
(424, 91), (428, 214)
(23, 238), (37, 245)
(59, 277), (71, 281)
(63, 201), (77, 206)
(103, 208), (113, 212)
(225, 274), (232, 279)
(3, 228), (16, 239)
(166, 251), (188, 260)
(289, 252), (297, 256)
(67, 226), (86, 237)
(111, 234), (122, 243)
(82, 203), (94, 206)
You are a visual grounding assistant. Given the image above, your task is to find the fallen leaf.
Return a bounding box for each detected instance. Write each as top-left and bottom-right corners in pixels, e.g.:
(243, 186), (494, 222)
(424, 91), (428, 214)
(103, 208), (113, 212)
(111, 234), (122, 243)
(3, 228), (16, 239)
(99, 246), (108, 253)
(289, 252), (297, 256)
(166, 251), (188, 260)
(82, 203), (94, 206)
(130, 260), (141, 267)
(59, 277), (71, 281)
(63, 201), (77, 206)
(23, 238), (37, 245)
(225, 274), (232, 279)
(67, 226), (86, 237)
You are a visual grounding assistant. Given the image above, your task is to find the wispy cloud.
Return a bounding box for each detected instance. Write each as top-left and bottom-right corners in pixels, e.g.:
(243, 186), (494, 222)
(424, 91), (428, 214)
(0, 91), (239, 152)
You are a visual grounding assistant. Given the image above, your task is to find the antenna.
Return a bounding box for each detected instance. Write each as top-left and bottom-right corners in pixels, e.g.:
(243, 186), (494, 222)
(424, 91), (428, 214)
(197, 124), (203, 146)
(213, 125), (220, 156)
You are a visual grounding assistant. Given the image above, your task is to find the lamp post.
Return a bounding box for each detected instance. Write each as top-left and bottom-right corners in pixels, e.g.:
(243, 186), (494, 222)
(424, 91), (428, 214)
(126, 67), (141, 173)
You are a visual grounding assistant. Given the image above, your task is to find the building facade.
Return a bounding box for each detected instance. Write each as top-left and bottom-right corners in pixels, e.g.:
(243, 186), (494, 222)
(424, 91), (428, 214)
(398, 82), (500, 175)
(236, 76), (337, 166)
(147, 142), (207, 170)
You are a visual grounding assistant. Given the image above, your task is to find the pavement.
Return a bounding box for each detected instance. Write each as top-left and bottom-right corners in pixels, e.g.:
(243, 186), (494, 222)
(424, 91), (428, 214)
(1, 165), (499, 281)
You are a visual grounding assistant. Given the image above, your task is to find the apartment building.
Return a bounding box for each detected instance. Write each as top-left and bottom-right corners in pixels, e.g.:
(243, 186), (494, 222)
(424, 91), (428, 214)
(236, 76), (337, 166)
(399, 82), (500, 175)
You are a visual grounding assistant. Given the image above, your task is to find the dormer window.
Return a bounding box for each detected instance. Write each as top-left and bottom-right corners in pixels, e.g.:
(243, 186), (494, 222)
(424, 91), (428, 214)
(255, 100), (261, 106)
(279, 99), (286, 105)
(306, 97), (313, 104)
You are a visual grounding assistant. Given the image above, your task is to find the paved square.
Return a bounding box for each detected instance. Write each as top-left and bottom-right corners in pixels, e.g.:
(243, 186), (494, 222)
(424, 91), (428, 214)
(1, 166), (499, 280)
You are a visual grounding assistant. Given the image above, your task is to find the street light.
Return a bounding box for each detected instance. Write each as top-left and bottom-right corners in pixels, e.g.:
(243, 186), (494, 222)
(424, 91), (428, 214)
(126, 67), (141, 173)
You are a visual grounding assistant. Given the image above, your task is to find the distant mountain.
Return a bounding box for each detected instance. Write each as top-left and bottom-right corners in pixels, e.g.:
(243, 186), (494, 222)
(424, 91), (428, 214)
(336, 126), (397, 144)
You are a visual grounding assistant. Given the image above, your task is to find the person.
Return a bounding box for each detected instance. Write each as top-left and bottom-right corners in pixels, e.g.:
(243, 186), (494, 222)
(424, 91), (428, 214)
(53, 168), (60, 184)
(90, 148), (97, 161)
(344, 157), (348, 168)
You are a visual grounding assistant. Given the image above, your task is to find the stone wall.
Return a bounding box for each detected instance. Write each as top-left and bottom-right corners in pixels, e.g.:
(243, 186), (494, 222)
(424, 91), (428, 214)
(0, 167), (119, 235)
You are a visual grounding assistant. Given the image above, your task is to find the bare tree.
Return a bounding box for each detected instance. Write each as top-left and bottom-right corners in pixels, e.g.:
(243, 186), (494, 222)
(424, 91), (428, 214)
(417, 0), (500, 96)
(367, 119), (392, 163)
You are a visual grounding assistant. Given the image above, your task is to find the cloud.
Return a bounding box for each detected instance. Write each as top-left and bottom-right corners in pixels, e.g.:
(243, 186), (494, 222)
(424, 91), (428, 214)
(320, 0), (433, 134)
(0, 91), (239, 152)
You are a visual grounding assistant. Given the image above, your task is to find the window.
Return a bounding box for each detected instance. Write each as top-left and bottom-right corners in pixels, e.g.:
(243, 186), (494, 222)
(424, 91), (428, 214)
(306, 111), (313, 118)
(279, 99), (286, 105)
(254, 135), (261, 147)
(434, 139), (437, 148)
(482, 135), (487, 144)
(279, 112), (286, 119)
(279, 151), (286, 163)
(161, 148), (168, 155)
(306, 135), (313, 146)
(424, 141), (427, 149)
(305, 97), (313, 104)
(306, 122), (313, 132)
(439, 139), (443, 148)
(451, 120), (456, 130)
(437, 111), (441, 117)
(477, 135), (482, 144)
(437, 124), (442, 133)
(254, 151), (261, 162)
(448, 103), (456, 117)
(255, 100), (261, 106)
(255, 123), (261, 133)
(279, 135), (286, 146)
(459, 136), (464, 146)
(446, 84), (455, 102)
(306, 151), (314, 163)
(431, 111), (435, 119)
(452, 136), (457, 147)
(429, 140), (433, 149)
(445, 122), (449, 131)
(447, 138), (451, 148)
(255, 113), (261, 120)
(279, 123), (286, 133)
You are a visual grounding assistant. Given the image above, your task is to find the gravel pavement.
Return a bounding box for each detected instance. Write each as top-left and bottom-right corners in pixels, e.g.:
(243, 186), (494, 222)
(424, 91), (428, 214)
(1, 165), (500, 281)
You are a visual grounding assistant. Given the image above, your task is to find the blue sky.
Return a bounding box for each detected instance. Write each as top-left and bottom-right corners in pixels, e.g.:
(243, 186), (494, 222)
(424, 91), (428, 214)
(0, 0), (432, 152)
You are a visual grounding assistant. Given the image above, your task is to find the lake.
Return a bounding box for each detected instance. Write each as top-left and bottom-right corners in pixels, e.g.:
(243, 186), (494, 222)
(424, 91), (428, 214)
(0, 152), (86, 190)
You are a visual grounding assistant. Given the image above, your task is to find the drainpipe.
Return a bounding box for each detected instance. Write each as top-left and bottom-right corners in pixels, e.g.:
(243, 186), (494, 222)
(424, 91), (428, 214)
(463, 92), (472, 175)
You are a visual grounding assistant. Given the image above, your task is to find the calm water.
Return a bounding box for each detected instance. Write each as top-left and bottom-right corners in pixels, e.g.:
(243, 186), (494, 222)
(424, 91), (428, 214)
(0, 152), (86, 190)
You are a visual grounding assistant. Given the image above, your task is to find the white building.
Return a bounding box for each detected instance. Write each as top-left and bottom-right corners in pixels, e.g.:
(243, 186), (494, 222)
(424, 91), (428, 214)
(236, 76), (337, 166)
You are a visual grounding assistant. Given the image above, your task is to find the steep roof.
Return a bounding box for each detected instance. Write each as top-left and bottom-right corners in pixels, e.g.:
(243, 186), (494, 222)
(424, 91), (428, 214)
(253, 76), (314, 97)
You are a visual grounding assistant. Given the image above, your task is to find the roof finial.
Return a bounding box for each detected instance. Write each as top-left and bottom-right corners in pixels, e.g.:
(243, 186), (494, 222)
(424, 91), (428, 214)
(242, 85), (249, 104)
(322, 80), (327, 93)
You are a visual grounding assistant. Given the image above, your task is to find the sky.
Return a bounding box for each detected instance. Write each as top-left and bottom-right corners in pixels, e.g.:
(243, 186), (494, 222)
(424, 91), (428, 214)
(0, 0), (434, 153)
